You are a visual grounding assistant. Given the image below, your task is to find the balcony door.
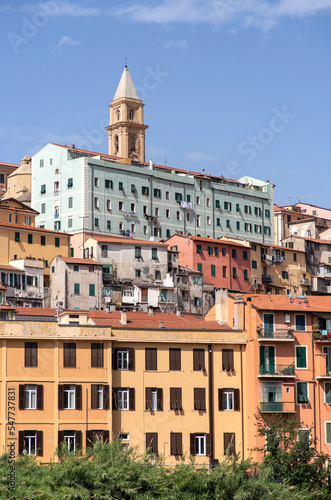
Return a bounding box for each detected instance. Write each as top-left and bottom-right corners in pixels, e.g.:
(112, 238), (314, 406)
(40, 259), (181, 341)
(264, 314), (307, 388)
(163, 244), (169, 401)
(260, 346), (275, 375)
(263, 314), (274, 337)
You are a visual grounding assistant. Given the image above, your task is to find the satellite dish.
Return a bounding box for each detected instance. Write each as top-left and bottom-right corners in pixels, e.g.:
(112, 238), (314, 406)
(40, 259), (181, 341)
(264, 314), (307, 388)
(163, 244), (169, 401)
(149, 236), (154, 241)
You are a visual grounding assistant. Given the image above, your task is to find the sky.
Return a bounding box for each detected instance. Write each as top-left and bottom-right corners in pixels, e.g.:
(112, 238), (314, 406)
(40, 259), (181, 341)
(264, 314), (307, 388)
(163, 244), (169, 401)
(0, 0), (331, 208)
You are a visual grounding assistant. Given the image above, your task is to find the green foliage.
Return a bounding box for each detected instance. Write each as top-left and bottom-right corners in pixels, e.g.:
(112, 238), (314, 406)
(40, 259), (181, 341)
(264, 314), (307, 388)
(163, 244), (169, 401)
(0, 439), (325, 499)
(255, 410), (330, 495)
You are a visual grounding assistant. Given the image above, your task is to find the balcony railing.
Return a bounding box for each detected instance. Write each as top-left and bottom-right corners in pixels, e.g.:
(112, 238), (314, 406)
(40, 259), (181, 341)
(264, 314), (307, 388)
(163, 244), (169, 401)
(313, 330), (331, 341)
(260, 401), (295, 412)
(258, 329), (294, 340)
(300, 278), (311, 286)
(262, 274), (273, 283)
(259, 364), (295, 376)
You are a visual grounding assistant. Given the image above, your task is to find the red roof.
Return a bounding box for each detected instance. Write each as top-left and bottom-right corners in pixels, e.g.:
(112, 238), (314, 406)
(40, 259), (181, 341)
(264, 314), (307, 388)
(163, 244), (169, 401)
(60, 257), (102, 265)
(0, 221), (69, 236)
(0, 264), (25, 272)
(0, 162), (19, 168)
(88, 310), (231, 330)
(168, 233), (249, 248)
(242, 294), (331, 313)
(15, 307), (57, 317)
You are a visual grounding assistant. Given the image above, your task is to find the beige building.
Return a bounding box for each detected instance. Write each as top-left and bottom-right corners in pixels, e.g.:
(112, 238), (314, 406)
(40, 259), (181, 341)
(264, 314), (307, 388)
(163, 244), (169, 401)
(105, 66), (148, 164)
(0, 161), (19, 198)
(3, 155), (31, 205)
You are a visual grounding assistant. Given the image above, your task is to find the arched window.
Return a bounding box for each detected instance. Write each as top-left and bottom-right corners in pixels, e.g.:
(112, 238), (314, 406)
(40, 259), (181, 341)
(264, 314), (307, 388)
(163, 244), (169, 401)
(114, 135), (119, 153)
(129, 109), (134, 120)
(116, 109), (120, 121)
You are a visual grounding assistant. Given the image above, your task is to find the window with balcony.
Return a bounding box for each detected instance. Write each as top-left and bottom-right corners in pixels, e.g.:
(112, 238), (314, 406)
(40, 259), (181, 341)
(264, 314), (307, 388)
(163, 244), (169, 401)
(261, 382), (282, 411)
(260, 346), (275, 374)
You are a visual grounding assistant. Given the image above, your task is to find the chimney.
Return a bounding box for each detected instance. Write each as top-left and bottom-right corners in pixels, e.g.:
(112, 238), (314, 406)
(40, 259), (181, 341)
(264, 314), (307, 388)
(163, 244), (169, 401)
(148, 306), (154, 316)
(214, 289), (228, 324)
(120, 310), (127, 325)
(176, 308), (181, 317)
(234, 294), (245, 331)
(149, 158), (153, 170)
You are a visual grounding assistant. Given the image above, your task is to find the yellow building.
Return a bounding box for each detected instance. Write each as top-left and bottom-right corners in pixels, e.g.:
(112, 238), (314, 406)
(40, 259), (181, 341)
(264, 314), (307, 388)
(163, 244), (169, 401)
(0, 308), (246, 464)
(250, 242), (309, 295)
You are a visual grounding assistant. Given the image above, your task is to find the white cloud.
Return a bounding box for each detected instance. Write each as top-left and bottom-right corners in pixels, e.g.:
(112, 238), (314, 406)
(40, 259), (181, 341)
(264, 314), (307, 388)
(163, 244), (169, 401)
(185, 151), (217, 161)
(164, 39), (188, 49)
(107, 0), (331, 30)
(55, 35), (80, 52)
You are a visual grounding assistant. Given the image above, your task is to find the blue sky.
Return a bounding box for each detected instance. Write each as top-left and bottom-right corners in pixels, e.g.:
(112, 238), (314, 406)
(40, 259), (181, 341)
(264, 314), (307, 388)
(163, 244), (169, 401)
(1, 0), (331, 207)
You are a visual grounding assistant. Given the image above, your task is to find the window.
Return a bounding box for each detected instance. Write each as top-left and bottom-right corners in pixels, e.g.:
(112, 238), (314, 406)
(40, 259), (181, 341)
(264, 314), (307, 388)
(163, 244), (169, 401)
(223, 266), (227, 278)
(25, 216), (32, 226)
(244, 269), (248, 280)
(86, 430), (110, 448)
(40, 184), (46, 194)
(58, 384), (82, 410)
(91, 343), (103, 368)
(224, 433), (236, 455)
(41, 203), (45, 214)
(67, 178), (73, 188)
(232, 267), (237, 278)
(215, 199), (220, 208)
(112, 387), (135, 411)
(54, 237), (60, 248)
(155, 270), (161, 280)
(73, 265), (79, 272)
(197, 263), (202, 272)
(63, 343), (76, 368)
(143, 226), (148, 235)
(58, 431), (81, 453)
(222, 248), (226, 257)
(146, 388), (163, 411)
(296, 346), (307, 368)
(166, 191), (170, 200)
(25, 342), (37, 367)
(165, 209), (170, 219)
(41, 235), (46, 246)
(154, 188), (161, 199)
(194, 388), (206, 410)
(193, 349), (205, 371)
(135, 269), (141, 278)
(19, 384), (43, 411)
(211, 264), (216, 277)
(142, 186), (149, 196)
(146, 433), (158, 455)
(244, 205), (251, 214)
(145, 348), (157, 371)
(19, 431), (43, 456)
(190, 433), (211, 456)
(105, 179), (113, 189)
(175, 192), (182, 202)
(94, 197), (99, 209)
(113, 348), (134, 371)
(89, 284), (95, 296)
(170, 433), (182, 455)
(326, 383), (331, 404)
(207, 216), (211, 225)
(118, 181), (123, 191)
(232, 249), (238, 259)
(297, 382), (309, 404)
(219, 388), (240, 411)
(152, 248), (158, 259)
(222, 349), (234, 371)
(197, 214), (201, 227)
(295, 315), (306, 331)
(236, 203), (240, 212)
(95, 218), (99, 227)
(282, 271), (288, 279)
(106, 219), (111, 230)
(236, 221), (240, 230)
(226, 219), (230, 228)
(91, 384), (109, 410)
(169, 348), (181, 371)
(224, 201), (232, 211)
(216, 218), (221, 227)
(74, 283), (80, 295)
(15, 232), (20, 242)
(326, 423), (331, 444)
(170, 388), (182, 410)
(265, 209), (270, 218)
(245, 223), (252, 232)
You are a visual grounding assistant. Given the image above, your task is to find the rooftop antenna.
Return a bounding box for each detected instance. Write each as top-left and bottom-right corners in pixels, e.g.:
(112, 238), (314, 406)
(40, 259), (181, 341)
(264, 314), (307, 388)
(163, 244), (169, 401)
(164, 154), (167, 166)
(124, 56), (127, 68)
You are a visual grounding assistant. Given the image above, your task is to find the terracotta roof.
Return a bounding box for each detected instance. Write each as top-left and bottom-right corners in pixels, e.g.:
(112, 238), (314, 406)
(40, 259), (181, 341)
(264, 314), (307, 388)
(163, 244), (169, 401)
(0, 221), (69, 236)
(0, 205), (37, 215)
(59, 257), (102, 265)
(242, 294), (331, 313)
(87, 310), (232, 330)
(168, 234), (249, 248)
(0, 162), (19, 168)
(256, 242), (305, 253)
(86, 235), (166, 246)
(0, 264), (25, 272)
(287, 235), (331, 245)
(15, 307), (57, 317)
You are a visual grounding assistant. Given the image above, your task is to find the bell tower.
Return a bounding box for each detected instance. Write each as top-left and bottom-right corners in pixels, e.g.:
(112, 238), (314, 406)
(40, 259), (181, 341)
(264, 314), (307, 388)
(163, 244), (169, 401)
(106, 65), (148, 163)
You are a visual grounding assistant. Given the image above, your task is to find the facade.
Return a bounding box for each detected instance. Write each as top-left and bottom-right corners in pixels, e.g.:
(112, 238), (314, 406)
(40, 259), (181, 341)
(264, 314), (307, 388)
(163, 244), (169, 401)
(250, 241), (309, 296)
(274, 205), (325, 246)
(50, 257), (103, 310)
(0, 161), (19, 198)
(175, 266), (215, 316)
(167, 234), (252, 293)
(289, 203), (331, 221)
(0, 308), (247, 464)
(209, 291), (331, 461)
(0, 197), (38, 226)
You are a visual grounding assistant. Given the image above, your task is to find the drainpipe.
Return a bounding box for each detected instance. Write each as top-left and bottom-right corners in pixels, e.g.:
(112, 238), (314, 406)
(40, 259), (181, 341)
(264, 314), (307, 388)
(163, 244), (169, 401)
(208, 344), (214, 461)
(312, 332), (317, 446)
(240, 344), (244, 459)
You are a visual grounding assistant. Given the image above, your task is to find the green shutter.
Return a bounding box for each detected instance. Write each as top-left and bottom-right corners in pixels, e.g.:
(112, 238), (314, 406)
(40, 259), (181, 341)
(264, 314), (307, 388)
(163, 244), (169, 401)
(325, 383), (331, 404)
(211, 265), (215, 277)
(297, 382), (308, 403)
(197, 263), (202, 272)
(269, 346), (275, 374)
(296, 346), (306, 368)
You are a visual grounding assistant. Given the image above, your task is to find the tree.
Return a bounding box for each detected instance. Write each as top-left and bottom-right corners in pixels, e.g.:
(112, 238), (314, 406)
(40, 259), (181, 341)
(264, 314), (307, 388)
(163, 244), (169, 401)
(255, 410), (330, 495)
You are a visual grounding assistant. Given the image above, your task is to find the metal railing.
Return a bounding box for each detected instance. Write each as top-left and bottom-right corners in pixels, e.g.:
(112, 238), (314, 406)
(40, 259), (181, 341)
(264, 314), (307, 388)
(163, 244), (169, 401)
(259, 364), (295, 376)
(258, 329), (294, 339)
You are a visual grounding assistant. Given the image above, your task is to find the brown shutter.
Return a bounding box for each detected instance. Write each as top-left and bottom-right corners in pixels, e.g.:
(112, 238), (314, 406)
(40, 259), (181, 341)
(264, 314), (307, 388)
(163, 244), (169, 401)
(170, 388), (175, 410)
(91, 385), (97, 409)
(222, 350), (228, 371)
(177, 433), (182, 455)
(169, 348), (175, 370)
(206, 433), (212, 456)
(194, 388), (200, 410)
(153, 433), (158, 454)
(103, 430), (109, 443)
(36, 431), (43, 456)
(146, 348), (157, 370)
(128, 348), (135, 371)
(218, 389), (224, 411)
(177, 388), (183, 410)
(86, 430), (93, 448)
(19, 431), (24, 454)
(103, 385), (110, 410)
(91, 344), (97, 367)
(146, 433), (157, 454)
(31, 343), (38, 367)
(145, 348), (151, 370)
(37, 385), (43, 411)
(112, 348), (118, 370)
(201, 388), (206, 411)
(234, 389), (240, 411)
(112, 388), (118, 410)
(171, 433), (182, 455)
(129, 388), (135, 411)
(152, 348), (157, 370)
(75, 385), (82, 410)
(170, 432), (176, 455)
(193, 349), (205, 370)
(170, 348), (181, 370)
(58, 385), (64, 410)
(224, 433), (235, 455)
(58, 431), (64, 448)
(75, 431), (82, 451)
(146, 388), (152, 410)
(19, 384), (25, 410)
(190, 433), (196, 455)
(223, 349), (234, 371)
(193, 349), (198, 371)
(63, 343), (69, 367)
(157, 388), (163, 411)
